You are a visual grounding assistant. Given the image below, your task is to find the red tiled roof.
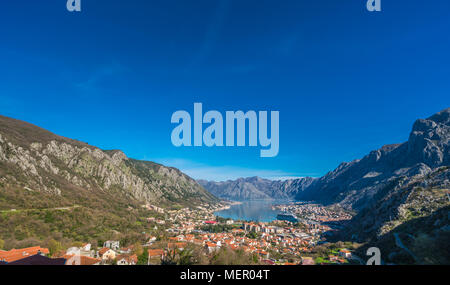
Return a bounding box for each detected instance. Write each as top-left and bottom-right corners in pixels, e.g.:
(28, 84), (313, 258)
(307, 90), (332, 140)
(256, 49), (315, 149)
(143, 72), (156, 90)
(0, 247), (50, 263)
(98, 247), (111, 255)
(167, 242), (186, 249)
(63, 255), (101, 265)
(117, 254), (137, 264)
(148, 249), (164, 257)
(120, 245), (134, 251)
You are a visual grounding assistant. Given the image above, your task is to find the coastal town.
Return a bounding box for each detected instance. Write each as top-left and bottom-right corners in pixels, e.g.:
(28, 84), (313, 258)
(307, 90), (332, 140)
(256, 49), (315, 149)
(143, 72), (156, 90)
(273, 202), (353, 223)
(0, 202), (359, 265)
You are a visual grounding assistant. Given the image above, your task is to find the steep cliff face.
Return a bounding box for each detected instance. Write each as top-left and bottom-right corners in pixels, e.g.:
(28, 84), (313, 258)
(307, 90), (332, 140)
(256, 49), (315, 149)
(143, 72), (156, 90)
(348, 166), (450, 239)
(0, 115), (217, 211)
(295, 108), (449, 264)
(347, 166), (450, 264)
(296, 108), (450, 210)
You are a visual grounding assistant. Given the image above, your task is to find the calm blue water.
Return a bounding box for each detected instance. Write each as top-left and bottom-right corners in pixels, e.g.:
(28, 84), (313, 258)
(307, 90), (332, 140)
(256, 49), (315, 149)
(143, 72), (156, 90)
(215, 200), (289, 222)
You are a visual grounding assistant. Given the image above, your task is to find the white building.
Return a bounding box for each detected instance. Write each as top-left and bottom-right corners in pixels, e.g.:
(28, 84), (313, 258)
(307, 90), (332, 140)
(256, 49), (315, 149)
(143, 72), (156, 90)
(103, 241), (120, 251)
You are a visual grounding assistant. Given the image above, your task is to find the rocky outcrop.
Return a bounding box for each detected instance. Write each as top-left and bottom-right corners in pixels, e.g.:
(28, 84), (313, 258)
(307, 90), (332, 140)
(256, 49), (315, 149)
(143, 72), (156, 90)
(0, 115), (217, 209)
(347, 166), (450, 239)
(295, 108), (450, 210)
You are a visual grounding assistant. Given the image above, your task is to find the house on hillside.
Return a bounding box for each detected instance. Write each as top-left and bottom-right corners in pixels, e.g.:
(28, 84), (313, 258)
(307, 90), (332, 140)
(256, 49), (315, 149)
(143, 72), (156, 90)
(119, 245), (134, 254)
(116, 254), (137, 265)
(167, 242), (186, 251)
(148, 249), (165, 265)
(64, 255), (101, 265)
(98, 247), (116, 261)
(329, 255), (338, 262)
(205, 242), (219, 253)
(256, 249), (270, 259)
(103, 241), (120, 251)
(339, 249), (352, 259)
(66, 244), (95, 258)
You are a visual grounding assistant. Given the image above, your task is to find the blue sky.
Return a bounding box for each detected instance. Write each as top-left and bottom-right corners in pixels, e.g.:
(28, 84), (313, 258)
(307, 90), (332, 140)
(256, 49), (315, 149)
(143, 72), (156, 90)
(0, 1), (449, 181)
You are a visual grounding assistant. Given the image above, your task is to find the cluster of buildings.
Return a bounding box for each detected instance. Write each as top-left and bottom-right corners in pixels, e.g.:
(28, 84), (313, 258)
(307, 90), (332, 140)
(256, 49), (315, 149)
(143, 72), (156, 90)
(0, 246), (54, 265)
(61, 241), (138, 265)
(142, 204), (165, 214)
(142, 202), (355, 265)
(0, 241), (139, 265)
(141, 206), (337, 264)
(0, 202), (356, 265)
(274, 203), (352, 223)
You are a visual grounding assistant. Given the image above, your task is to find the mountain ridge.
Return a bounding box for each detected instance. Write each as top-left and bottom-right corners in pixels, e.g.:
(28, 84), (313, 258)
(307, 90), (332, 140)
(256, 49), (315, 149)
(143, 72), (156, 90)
(295, 107), (450, 209)
(198, 176), (316, 201)
(200, 108), (450, 211)
(0, 114), (217, 210)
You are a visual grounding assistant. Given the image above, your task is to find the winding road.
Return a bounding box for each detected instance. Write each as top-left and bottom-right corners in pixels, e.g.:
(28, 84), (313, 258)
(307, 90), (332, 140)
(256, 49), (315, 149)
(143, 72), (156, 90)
(393, 233), (420, 264)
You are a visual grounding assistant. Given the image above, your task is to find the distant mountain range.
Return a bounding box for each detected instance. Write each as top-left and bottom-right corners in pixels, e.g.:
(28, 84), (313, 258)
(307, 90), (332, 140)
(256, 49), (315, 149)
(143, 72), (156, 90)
(200, 108), (450, 209)
(198, 176), (316, 201)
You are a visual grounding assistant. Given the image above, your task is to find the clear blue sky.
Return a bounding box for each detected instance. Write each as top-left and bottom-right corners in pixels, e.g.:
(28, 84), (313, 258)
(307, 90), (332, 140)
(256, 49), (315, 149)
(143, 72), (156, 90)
(0, 1), (449, 181)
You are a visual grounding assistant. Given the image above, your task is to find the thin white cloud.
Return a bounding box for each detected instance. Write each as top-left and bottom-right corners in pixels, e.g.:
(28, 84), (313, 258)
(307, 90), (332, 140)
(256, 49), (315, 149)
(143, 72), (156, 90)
(75, 62), (127, 93)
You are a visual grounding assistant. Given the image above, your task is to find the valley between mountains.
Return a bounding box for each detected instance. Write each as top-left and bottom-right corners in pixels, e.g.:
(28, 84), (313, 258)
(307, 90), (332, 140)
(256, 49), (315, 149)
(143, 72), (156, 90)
(0, 108), (449, 264)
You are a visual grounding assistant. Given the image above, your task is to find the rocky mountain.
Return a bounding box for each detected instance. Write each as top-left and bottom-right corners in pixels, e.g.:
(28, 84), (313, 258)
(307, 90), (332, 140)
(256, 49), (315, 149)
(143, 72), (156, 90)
(0, 114), (217, 211)
(346, 165), (450, 264)
(198, 176), (316, 201)
(301, 107), (449, 264)
(204, 108), (449, 211)
(199, 108), (450, 264)
(296, 107), (450, 210)
(199, 108), (450, 207)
